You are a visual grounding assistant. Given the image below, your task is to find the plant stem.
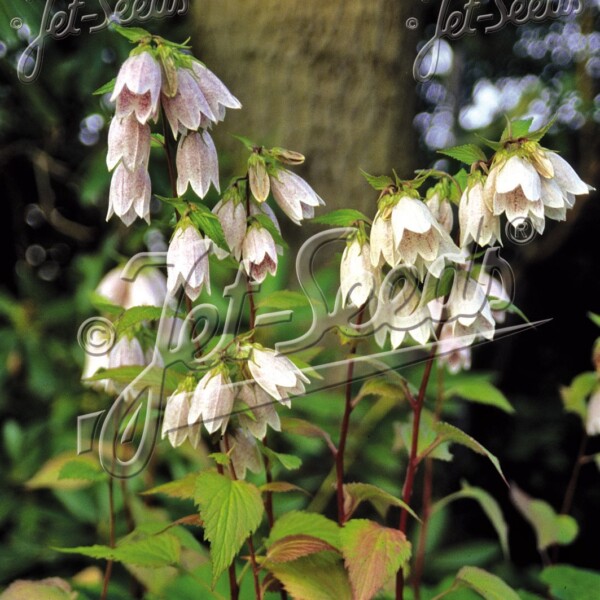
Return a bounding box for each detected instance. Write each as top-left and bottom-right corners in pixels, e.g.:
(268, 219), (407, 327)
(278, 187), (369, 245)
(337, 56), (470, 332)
(395, 344), (439, 600)
(100, 476), (116, 600)
(412, 364), (445, 598)
(336, 305), (366, 525)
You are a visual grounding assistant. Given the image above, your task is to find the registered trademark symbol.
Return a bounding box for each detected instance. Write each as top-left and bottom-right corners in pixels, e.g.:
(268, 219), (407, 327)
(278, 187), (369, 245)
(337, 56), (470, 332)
(506, 217), (537, 245)
(406, 17), (419, 30)
(10, 17), (23, 29)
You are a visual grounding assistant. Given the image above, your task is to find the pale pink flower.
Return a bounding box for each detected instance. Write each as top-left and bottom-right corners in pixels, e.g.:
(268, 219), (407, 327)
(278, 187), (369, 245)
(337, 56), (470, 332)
(222, 428), (262, 479)
(162, 68), (215, 138)
(213, 196), (247, 261)
(107, 163), (151, 226)
(111, 52), (162, 124)
(162, 391), (200, 448)
(189, 370), (235, 434)
(241, 225), (279, 283)
(167, 224), (211, 300)
(340, 238), (379, 308)
(176, 131), (219, 198)
(96, 266), (167, 309)
(107, 113), (151, 172)
(191, 61), (242, 122)
(237, 384), (282, 439)
(437, 323), (472, 374)
(269, 169), (324, 225)
(459, 179), (501, 247)
(247, 347), (310, 407)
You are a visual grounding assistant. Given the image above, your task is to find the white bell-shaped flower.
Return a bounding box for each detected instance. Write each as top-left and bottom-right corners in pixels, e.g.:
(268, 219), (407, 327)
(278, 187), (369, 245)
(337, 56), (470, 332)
(586, 389), (600, 436)
(167, 223), (211, 301)
(241, 224), (279, 283)
(162, 391), (200, 448)
(107, 163), (151, 226)
(212, 196), (247, 261)
(191, 61), (242, 122)
(247, 347), (310, 407)
(176, 131), (220, 198)
(459, 179), (501, 247)
(237, 384), (282, 439)
(340, 238), (379, 308)
(223, 428), (262, 479)
(269, 169), (324, 225)
(106, 113), (151, 172)
(189, 370), (235, 435)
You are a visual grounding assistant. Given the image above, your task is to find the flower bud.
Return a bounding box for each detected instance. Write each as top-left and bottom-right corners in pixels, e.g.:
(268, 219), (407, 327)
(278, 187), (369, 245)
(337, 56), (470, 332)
(270, 147), (305, 165)
(248, 155), (270, 203)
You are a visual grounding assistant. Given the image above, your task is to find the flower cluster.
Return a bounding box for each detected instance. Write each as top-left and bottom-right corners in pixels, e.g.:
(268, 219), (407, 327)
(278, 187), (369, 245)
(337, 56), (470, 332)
(106, 41), (240, 226)
(338, 119), (591, 373)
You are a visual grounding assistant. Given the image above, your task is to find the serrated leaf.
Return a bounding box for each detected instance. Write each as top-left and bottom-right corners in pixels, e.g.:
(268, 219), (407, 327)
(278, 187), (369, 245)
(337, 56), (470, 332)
(260, 482), (308, 495)
(85, 365), (182, 395)
(454, 566), (520, 600)
(395, 411), (453, 462)
(112, 24), (152, 43)
(343, 483), (419, 522)
(281, 417), (336, 451)
(528, 115), (558, 143)
(560, 372), (597, 423)
(59, 459), (107, 484)
(341, 519), (411, 600)
(189, 205), (230, 252)
(142, 473), (198, 500)
(194, 471), (264, 584)
(510, 485), (578, 551)
(155, 194), (188, 215)
(261, 446), (302, 470)
(475, 134), (502, 151)
(421, 268), (455, 305)
(265, 535), (339, 564)
(115, 306), (170, 336)
(56, 532), (181, 568)
(93, 78), (116, 96)
(312, 208), (370, 227)
(266, 554), (352, 600)
(361, 170), (394, 191)
(502, 118), (533, 141)
(251, 213), (288, 248)
(433, 481), (508, 558)
(256, 290), (310, 310)
(267, 511), (341, 551)
(540, 565), (600, 600)
(439, 144), (487, 165)
(445, 380), (514, 414)
(25, 453), (103, 491)
(433, 422), (506, 483)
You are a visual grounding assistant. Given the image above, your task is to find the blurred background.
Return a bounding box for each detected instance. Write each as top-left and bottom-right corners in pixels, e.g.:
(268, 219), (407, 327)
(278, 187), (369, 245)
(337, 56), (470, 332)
(1, 0), (599, 596)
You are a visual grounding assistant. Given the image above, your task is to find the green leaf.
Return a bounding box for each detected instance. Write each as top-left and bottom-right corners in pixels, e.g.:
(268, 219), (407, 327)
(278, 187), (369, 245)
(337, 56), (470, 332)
(25, 453), (103, 491)
(1, 579), (77, 600)
(357, 377), (407, 403)
(360, 170), (394, 191)
(588, 312), (600, 328)
(111, 24), (152, 43)
(560, 372), (597, 423)
(56, 532), (181, 567)
(501, 118), (534, 141)
(421, 267), (455, 304)
(265, 535), (339, 564)
(340, 520), (411, 600)
(85, 365), (182, 394)
(194, 471), (264, 584)
(281, 417), (336, 451)
(438, 144), (487, 165)
(445, 380), (514, 414)
(155, 194), (188, 215)
(256, 290), (310, 310)
(312, 208), (370, 227)
(343, 483), (419, 522)
(475, 134), (502, 152)
(58, 459), (107, 484)
(93, 78), (116, 96)
(268, 511), (341, 551)
(232, 134), (256, 151)
(432, 481), (509, 558)
(260, 445), (302, 471)
(528, 114), (558, 143)
(115, 306), (170, 337)
(151, 133), (165, 148)
(142, 473), (199, 500)
(251, 213), (288, 248)
(541, 565), (600, 600)
(395, 411), (453, 462)
(453, 566), (520, 600)
(490, 297), (529, 323)
(260, 481), (309, 495)
(189, 205), (230, 252)
(265, 554), (352, 600)
(433, 422), (506, 483)
(510, 485), (578, 551)
(89, 291), (123, 315)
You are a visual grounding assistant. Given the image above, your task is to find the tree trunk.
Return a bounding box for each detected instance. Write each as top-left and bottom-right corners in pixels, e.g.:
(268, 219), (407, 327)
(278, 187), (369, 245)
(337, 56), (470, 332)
(193, 0), (424, 213)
